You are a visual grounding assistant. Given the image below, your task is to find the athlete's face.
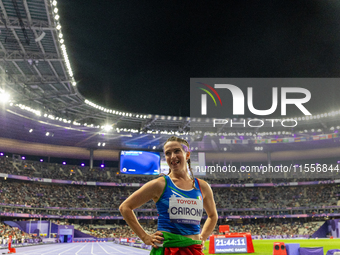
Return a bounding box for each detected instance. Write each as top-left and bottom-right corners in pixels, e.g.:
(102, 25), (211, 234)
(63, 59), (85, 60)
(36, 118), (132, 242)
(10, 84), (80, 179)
(164, 141), (190, 172)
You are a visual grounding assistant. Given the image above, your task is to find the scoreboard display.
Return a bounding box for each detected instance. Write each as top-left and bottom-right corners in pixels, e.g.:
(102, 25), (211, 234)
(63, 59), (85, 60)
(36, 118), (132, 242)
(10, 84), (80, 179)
(214, 237), (247, 253)
(120, 151), (160, 175)
(209, 233), (254, 254)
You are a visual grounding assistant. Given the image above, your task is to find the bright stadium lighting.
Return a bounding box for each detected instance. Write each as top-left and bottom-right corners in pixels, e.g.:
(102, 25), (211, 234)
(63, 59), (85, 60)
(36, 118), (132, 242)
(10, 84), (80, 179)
(55, 14), (59, 20)
(56, 24), (61, 30)
(40, 159), (43, 162)
(102, 143), (106, 147)
(102, 125), (113, 131)
(81, 163), (85, 167)
(100, 164), (104, 168)
(62, 162), (66, 165)
(46, 132), (50, 136)
(52, 0), (57, 6)
(98, 142), (101, 146)
(0, 90), (10, 103)
(29, 129), (33, 133)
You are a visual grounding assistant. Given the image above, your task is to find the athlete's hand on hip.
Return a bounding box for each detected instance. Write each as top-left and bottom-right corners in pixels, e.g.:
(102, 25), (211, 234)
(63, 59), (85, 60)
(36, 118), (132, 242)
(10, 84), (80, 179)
(200, 235), (205, 251)
(143, 231), (164, 249)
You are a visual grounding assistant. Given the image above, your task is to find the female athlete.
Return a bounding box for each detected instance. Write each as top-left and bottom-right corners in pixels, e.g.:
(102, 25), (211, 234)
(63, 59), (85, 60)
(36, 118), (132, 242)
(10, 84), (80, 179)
(119, 136), (218, 254)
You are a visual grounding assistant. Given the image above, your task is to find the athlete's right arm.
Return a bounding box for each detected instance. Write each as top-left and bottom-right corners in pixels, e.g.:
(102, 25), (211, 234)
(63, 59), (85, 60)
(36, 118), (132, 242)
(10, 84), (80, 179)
(119, 177), (165, 248)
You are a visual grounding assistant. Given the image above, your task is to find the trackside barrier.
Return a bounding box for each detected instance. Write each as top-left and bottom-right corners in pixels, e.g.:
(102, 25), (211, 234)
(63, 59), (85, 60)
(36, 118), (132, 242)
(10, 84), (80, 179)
(115, 238), (152, 250)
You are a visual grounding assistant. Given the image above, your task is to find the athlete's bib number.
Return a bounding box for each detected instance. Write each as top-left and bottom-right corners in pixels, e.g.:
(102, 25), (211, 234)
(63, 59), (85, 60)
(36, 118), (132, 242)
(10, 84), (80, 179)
(168, 197), (203, 225)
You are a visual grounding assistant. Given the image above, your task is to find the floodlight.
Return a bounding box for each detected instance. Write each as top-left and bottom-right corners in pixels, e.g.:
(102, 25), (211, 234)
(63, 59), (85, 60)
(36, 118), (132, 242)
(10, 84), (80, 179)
(0, 90), (10, 103)
(102, 125), (112, 131)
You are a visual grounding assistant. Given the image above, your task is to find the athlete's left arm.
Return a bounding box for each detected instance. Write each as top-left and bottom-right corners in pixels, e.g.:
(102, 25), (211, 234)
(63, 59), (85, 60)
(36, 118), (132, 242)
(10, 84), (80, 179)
(199, 179), (218, 241)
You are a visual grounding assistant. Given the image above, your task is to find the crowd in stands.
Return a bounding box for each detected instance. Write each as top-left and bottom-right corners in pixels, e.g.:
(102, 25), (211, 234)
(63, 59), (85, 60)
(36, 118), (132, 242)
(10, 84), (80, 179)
(228, 221), (321, 237)
(49, 219), (322, 239)
(0, 157), (335, 184)
(0, 222), (38, 245)
(41, 219), (324, 238)
(0, 178), (338, 218)
(0, 218), (326, 242)
(0, 156), (339, 218)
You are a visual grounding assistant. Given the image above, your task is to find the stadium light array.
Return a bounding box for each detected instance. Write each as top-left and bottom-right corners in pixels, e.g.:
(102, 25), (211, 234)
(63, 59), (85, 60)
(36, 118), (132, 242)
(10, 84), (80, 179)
(102, 125), (113, 132)
(0, 89), (10, 103)
(50, 0), (76, 87)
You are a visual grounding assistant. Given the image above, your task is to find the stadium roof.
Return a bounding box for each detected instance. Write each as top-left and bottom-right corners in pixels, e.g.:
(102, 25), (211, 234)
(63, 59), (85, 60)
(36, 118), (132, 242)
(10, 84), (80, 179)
(0, 0), (340, 152)
(0, 0), (193, 133)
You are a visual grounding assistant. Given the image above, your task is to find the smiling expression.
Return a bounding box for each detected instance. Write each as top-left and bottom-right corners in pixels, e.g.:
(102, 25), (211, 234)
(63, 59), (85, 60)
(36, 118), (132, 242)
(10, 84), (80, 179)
(164, 141), (190, 172)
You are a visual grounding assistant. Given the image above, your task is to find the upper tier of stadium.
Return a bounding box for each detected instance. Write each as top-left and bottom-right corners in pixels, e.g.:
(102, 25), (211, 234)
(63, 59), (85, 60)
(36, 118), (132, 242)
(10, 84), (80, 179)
(0, 0), (340, 153)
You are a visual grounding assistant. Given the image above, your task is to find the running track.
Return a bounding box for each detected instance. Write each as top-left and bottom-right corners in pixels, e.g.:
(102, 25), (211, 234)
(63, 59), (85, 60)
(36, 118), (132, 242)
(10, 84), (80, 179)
(6, 242), (150, 255)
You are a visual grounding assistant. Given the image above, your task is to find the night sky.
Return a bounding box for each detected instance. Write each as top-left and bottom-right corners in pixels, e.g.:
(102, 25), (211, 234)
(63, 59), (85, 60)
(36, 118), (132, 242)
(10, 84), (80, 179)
(58, 0), (340, 117)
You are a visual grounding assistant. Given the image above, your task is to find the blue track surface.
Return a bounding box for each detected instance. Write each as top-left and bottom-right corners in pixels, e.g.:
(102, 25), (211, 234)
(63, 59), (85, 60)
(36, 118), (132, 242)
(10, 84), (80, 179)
(7, 242), (150, 255)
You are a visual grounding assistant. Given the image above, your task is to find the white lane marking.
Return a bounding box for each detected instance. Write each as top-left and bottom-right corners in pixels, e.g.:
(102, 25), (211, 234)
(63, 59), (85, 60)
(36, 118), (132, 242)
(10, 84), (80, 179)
(75, 242), (89, 255)
(40, 244), (77, 255)
(91, 242), (95, 255)
(103, 243), (126, 254)
(97, 242), (110, 254)
(106, 243), (150, 254)
(58, 243), (84, 255)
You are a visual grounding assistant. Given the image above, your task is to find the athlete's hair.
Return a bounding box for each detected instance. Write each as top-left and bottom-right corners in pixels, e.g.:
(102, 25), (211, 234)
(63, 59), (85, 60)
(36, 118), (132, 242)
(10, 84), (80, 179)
(163, 136), (197, 189)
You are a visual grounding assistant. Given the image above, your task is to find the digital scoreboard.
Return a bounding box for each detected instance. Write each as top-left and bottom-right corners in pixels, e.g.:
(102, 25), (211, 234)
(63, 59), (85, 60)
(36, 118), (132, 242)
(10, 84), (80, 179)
(209, 233), (254, 254)
(214, 237), (247, 253)
(120, 151), (160, 175)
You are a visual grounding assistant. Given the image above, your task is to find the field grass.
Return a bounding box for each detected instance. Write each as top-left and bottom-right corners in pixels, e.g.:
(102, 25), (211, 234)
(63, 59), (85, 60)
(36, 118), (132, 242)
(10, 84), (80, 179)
(203, 239), (340, 255)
